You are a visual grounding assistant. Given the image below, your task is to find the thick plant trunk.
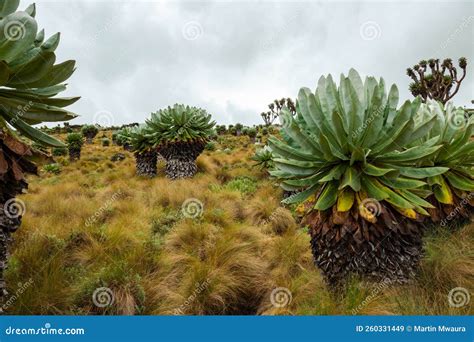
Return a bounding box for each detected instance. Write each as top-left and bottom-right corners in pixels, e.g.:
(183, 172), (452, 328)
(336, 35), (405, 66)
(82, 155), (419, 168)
(426, 194), (473, 230)
(84, 133), (95, 144)
(159, 141), (205, 180)
(165, 158), (197, 179)
(134, 150), (158, 177)
(304, 203), (423, 286)
(0, 203), (21, 300)
(0, 132), (35, 307)
(68, 147), (81, 161)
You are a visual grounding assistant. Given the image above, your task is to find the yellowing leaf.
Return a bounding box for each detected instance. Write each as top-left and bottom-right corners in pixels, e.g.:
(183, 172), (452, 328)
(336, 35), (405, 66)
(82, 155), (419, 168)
(433, 176), (454, 205)
(392, 206), (417, 219)
(337, 188), (354, 212)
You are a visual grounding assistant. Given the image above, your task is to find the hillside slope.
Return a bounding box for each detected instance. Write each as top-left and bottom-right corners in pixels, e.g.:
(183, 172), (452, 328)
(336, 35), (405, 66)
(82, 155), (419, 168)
(4, 133), (473, 315)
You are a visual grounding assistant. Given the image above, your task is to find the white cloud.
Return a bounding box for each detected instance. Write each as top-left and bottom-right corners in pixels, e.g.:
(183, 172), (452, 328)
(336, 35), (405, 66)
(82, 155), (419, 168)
(26, 0), (474, 126)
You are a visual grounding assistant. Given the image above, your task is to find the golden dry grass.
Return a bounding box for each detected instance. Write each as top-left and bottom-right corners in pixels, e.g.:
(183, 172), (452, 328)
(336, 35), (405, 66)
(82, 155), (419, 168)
(4, 132), (473, 315)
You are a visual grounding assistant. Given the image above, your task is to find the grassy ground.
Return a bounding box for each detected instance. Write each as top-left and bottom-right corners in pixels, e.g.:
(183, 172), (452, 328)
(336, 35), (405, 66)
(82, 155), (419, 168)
(4, 132), (473, 315)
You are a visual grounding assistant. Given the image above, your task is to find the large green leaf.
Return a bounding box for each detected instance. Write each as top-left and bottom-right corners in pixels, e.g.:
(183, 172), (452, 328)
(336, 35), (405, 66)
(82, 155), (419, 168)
(361, 176), (390, 201)
(0, 0), (20, 19)
(1, 108), (65, 147)
(385, 165), (449, 179)
(445, 171), (474, 191)
(0, 11), (37, 62)
(397, 189), (435, 208)
(380, 176), (426, 189)
(314, 181), (338, 210)
(282, 184), (320, 205)
(268, 136), (319, 161)
(339, 166), (361, 191)
(363, 163), (394, 176)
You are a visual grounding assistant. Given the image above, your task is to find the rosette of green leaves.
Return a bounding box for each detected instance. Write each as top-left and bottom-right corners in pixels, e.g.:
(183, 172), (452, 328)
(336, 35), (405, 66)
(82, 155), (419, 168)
(0, 1), (79, 147)
(268, 69), (447, 218)
(413, 100), (474, 204)
(146, 104), (215, 146)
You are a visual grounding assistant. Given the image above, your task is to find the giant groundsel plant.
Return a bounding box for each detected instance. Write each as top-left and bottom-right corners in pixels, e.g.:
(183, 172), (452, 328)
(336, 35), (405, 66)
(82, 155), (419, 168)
(268, 69), (447, 284)
(146, 104), (215, 179)
(0, 1), (79, 302)
(414, 101), (474, 225)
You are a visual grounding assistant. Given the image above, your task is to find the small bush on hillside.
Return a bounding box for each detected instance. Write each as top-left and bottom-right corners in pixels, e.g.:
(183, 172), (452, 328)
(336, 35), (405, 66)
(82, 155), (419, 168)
(205, 141), (216, 151)
(151, 211), (182, 237)
(66, 133), (84, 149)
(52, 147), (68, 156)
(74, 262), (146, 315)
(225, 176), (257, 195)
(43, 163), (61, 175)
(81, 124), (99, 143)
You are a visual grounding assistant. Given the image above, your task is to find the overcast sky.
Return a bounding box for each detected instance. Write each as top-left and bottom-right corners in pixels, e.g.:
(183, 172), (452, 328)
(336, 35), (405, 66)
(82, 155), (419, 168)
(27, 0), (474, 126)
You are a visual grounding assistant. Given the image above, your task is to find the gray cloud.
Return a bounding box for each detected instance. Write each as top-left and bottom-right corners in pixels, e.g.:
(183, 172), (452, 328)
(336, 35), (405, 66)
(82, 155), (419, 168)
(27, 0), (474, 126)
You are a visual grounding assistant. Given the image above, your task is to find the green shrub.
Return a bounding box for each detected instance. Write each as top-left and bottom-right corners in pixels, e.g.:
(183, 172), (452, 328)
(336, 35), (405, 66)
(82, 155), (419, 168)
(52, 147), (68, 156)
(205, 141), (216, 151)
(66, 133), (84, 149)
(81, 124), (99, 140)
(216, 125), (226, 135)
(225, 176), (257, 195)
(151, 211), (181, 236)
(43, 163), (61, 174)
(248, 128), (257, 139)
(252, 146), (274, 170)
(102, 138), (110, 147)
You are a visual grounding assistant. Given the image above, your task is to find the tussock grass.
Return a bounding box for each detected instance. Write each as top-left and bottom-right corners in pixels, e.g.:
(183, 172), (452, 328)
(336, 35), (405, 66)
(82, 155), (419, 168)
(4, 132), (473, 315)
